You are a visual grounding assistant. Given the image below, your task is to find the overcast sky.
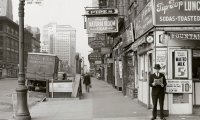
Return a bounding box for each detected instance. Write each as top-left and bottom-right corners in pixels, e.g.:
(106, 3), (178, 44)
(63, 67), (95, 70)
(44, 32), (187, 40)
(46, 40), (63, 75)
(12, 0), (92, 68)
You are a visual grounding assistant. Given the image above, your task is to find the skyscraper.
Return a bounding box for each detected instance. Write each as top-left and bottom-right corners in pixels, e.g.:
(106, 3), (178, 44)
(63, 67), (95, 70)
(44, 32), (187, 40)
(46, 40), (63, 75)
(0, 0), (13, 20)
(41, 23), (76, 74)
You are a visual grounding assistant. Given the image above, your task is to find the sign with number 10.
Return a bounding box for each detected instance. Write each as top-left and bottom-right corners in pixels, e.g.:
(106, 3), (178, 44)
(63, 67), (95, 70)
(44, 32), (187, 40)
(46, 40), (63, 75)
(166, 80), (192, 93)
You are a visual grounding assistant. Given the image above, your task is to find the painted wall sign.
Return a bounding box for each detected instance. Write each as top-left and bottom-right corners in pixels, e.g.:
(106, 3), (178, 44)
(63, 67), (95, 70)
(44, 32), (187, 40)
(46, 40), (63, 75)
(155, 0), (200, 26)
(87, 16), (118, 33)
(170, 33), (200, 40)
(85, 8), (118, 15)
(174, 50), (188, 78)
(123, 23), (134, 46)
(134, 1), (153, 38)
(156, 50), (167, 75)
(166, 80), (192, 93)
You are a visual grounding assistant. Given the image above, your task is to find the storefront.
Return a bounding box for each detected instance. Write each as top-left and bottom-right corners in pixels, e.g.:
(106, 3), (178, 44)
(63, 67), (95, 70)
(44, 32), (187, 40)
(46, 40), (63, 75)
(132, 0), (200, 115)
(113, 41), (123, 90)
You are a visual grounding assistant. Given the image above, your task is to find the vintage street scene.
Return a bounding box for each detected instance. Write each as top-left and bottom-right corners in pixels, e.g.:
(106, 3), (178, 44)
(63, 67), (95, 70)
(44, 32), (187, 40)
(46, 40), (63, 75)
(0, 0), (200, 120)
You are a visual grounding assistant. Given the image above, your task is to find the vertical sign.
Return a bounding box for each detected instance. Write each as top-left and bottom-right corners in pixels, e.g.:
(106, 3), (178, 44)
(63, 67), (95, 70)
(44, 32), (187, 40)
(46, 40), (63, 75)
(174, 50), (188, 78)
(156, 50), (167, 75)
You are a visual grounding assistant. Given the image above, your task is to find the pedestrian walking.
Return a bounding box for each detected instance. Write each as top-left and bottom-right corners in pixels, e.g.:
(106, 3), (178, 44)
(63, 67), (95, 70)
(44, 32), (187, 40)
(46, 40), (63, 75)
(83, 72), (91, 93)
(149, 64), (167, 120)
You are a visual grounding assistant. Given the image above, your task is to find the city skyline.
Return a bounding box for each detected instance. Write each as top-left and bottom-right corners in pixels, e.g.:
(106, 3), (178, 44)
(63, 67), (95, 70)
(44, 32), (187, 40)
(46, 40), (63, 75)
(11, 0), (92, 68)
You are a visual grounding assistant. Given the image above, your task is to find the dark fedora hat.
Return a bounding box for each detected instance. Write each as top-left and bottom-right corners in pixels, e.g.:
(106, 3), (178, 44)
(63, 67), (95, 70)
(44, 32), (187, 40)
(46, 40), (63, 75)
(154, 64), (161, 69)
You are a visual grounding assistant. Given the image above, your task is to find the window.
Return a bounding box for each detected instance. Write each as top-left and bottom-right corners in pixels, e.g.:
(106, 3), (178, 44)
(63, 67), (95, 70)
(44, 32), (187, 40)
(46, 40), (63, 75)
(6, 37), (10, 48)
(0, 36), (3, 47)
(7, 26), (10, 33)
(0, 49), (3, 60)
(0, 24), (3, 31)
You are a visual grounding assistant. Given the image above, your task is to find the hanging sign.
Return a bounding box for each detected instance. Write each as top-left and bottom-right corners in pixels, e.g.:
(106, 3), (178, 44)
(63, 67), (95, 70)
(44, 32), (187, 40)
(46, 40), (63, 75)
(87, 16), (118, 34)
(85, 8), (118, 15)
(166, 80), (192, 93)
(174, 50), (188, 78)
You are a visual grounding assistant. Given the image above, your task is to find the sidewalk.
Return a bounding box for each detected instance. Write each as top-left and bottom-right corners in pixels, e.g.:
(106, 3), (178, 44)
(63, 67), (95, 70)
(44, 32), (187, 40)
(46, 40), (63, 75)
(12, 78), (200, 120)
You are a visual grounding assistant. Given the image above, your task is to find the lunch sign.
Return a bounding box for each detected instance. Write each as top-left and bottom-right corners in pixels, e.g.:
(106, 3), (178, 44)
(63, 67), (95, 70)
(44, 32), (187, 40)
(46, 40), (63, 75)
(154, 0), (200, 26)
(134, 0), (200, 38)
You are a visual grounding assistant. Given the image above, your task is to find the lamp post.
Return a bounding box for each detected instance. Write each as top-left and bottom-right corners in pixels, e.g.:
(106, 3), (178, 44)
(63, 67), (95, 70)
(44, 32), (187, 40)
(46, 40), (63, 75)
(15, 0), (31, 120)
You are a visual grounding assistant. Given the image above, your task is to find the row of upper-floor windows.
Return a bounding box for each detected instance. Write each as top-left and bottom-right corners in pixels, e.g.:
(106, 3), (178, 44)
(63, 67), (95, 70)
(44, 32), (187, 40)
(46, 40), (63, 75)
(0, 24), (19, 37)
(0, 36), (19, 50)
(0, 49), (19, 63)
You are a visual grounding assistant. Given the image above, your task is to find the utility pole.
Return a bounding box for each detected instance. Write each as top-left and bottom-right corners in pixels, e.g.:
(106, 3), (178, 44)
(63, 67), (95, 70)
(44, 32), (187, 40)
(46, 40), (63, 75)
(15, 0), (31, 120)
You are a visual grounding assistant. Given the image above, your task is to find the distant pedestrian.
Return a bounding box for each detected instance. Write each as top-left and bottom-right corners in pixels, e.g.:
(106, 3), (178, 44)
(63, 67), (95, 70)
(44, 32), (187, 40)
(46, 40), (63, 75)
(83, 72), (91, 92)
(149, 64), (167, 120)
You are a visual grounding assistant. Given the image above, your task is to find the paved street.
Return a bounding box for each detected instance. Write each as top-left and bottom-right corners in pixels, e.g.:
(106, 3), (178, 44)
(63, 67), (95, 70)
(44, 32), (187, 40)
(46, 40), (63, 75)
(17, 78), (200, 120)
(0, 78), (46, 120)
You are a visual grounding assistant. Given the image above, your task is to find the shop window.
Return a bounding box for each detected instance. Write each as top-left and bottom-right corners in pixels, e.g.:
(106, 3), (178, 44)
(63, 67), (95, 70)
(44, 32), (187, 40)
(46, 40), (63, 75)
(192, 50), (200, 80)
(173, 93), (189, 104)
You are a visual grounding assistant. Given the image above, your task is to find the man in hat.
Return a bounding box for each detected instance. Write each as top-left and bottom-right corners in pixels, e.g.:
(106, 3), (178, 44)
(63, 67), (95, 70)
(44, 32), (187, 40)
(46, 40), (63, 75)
(149, 64), (167, 120)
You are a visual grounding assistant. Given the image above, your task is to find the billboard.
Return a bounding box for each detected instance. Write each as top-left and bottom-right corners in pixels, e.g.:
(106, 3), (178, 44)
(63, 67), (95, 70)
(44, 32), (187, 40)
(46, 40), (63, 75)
(87, 16), (118, 34)
(155, 0), (200, 26)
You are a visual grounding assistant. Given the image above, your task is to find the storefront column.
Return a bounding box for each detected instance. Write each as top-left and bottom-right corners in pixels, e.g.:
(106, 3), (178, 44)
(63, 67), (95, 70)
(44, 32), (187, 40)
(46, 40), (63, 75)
(122, 55), (127, 95)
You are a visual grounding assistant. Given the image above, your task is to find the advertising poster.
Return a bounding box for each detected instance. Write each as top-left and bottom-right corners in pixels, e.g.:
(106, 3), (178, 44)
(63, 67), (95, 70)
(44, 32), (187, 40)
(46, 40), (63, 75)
(87, 16), (118, 33)
(174, 50), (188, 78)
(156, 50), (167, 75)
(166, 80), (192, 93)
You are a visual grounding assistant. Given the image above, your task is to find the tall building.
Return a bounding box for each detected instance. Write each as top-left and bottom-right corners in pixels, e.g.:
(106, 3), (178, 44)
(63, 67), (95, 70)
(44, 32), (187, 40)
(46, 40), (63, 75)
(0, 0), (13, 20)
(41, 23), (76, 74)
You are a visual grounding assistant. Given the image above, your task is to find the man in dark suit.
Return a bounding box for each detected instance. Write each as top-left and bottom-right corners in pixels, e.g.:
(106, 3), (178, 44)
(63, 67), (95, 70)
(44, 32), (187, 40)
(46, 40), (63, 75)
(149, 64), (167, 120)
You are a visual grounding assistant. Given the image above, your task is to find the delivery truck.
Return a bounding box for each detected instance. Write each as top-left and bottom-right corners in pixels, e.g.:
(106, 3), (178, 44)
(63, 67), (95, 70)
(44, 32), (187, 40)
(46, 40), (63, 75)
(26, 53), (59, 92)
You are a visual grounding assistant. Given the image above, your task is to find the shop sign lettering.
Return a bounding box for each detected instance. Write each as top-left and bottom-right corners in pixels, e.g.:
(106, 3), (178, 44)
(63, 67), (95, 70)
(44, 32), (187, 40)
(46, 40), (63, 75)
(134, 1), (153, 38)
(88, 53), (102, 61)
(166, 80), (192, 93)
(87, 17), (118, 34)
(85, 8), (118, 15)
(174, 50), (188, 78)
(155, 0), (200, 25)
(89, 40), (105, 49)
(171, 33), (200, 40)
(88, 34), (106, 43)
